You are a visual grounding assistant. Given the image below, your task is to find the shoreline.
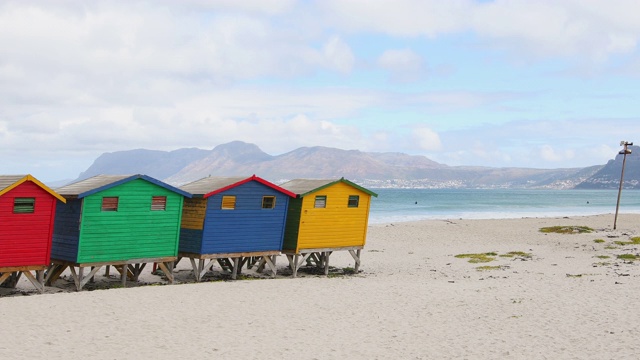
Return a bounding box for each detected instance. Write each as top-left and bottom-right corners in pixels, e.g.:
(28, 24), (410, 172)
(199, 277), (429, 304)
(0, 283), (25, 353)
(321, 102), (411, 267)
(3, 213), (640, 359)
(369, 210), (630, 226)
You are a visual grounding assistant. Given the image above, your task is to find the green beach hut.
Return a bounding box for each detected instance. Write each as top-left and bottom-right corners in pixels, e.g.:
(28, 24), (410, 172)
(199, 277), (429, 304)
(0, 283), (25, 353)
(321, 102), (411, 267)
(47, 174), (191, 290)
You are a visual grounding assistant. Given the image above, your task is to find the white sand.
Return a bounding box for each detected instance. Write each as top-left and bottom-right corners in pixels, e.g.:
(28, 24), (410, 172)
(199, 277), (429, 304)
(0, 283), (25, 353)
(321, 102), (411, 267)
(2, 213), (640, 359)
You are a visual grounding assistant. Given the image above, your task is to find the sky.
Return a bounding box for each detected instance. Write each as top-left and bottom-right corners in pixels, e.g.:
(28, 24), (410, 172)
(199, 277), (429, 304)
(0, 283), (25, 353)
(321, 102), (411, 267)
(2, 0), (640, 182)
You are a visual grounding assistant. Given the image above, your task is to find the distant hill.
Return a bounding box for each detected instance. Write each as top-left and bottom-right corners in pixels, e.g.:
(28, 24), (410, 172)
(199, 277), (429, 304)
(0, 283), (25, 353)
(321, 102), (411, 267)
(74, 141), (617, 189)
(77, 147), (210, 181)
(574, 145), (640, 189)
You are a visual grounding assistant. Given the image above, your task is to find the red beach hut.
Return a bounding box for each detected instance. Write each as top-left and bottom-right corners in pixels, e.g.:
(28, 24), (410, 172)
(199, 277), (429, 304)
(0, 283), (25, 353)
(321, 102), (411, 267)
(0, 175), (66, 292)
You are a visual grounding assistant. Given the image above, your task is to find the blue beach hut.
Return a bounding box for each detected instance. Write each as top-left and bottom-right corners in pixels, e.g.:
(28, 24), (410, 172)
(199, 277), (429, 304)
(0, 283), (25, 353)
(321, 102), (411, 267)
(178, 175), (295, 280)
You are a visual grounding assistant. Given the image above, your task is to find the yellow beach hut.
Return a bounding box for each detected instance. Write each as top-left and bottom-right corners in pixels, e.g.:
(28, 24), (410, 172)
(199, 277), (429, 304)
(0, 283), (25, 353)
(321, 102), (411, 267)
(279, 178), (377, 277)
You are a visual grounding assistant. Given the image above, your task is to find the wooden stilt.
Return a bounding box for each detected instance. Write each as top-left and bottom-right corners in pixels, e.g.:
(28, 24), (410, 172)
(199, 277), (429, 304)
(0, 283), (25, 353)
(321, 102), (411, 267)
(179, 251), (279, 280)
(45, 264), (67, 285)
(79, 266), (102, 290)
(256, 258), (266, 273)
(349, 249), (362, 272)
(120, 265), (127, 287)
(128, 263), (146, 281)
(238, 257), (249, 272)
(283, 246), (362, 277)
(68, 267), (80, 291)
(0, 272), (11, 286)
(308, 253), (319, 267)
(216, 258), (232, 273)
(323, 251), (331, 275)
(22, 271), (44, 293)
(10, 272), (22, 288)
(285, 254), (299, 277)
(231, 257), (240, 280)
(156, 262), (174, 283)
(263, 255), (277, 277)
(189, 258), (201, 281)
(37, 270), (44, 289)
(44, 257), (176, 290)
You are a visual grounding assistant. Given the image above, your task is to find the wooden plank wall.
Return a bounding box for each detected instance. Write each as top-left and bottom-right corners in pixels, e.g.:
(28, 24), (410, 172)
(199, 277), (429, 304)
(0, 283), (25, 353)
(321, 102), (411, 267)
(0, 182), (57, 267)
(296, 182), (371, 250)
(51, 199), (82, 262)
(282, 197), (302, 252)
(199, 181), (289, 254)
(178, 198), (206, 253)
(76, 179), (184, 263)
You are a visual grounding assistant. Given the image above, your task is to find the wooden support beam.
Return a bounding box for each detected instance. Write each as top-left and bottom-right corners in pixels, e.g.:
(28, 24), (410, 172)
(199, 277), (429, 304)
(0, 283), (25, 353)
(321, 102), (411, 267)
(308, 253), (320, 267)
(263, 255), (277, 278)
(79, 266), (103, 289)
(68, 266), (81, 291)
(37, 270), (44, 288)
(231, 257), (240, 280)
(188, 258), (202, 282)
(216, 258), (232, 273)
(120, 264), (127, 287)
(45, 264), (67, 286)
(188, 258), (221, 281)
(127, 263), (146, 281)
(203, 259), (216, 276)
(0, 272), (11, 286)
(323, 251), (331, 275)
(285, 252), (313, 278)
(157, 262), (174, 284)
(255, 257), (266, 273)
(246, 256), (259, 269)
(349, 249), (362, 271)
(238, 257), (249, 271)
(0, 265), (46, 272)
(113, 265), (135, 280)
(285, 254), (296, 270)
(22, 271), (44, 293)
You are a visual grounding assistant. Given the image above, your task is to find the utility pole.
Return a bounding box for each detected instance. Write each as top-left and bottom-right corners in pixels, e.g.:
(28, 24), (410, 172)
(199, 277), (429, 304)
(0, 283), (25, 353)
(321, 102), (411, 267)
(614, 141), (633, 230)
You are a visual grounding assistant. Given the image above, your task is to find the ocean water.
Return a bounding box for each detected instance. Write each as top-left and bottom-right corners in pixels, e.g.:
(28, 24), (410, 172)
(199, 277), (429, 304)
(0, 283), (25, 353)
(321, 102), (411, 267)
(368, 188), (640, 224)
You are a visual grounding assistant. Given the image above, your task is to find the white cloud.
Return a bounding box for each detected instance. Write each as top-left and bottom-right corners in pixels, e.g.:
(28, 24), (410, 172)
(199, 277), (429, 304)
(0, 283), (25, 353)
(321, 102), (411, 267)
(538, 144), (575, 162)
(0, 2), (335, 109)
(320, 0), (468, 37)
(322, 0), (640, 62)
(431, 119), (640, 168)
(164, 0), (297, 15)
(412, 127), (442, 152)
(378, 49), (427, 82)
(322, 35), (355, 74)
(1, 1), (639, 181)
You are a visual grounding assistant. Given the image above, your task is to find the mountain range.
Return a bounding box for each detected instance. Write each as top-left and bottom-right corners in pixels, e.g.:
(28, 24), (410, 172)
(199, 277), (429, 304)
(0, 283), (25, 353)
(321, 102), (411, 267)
(75, 141), (640, 189)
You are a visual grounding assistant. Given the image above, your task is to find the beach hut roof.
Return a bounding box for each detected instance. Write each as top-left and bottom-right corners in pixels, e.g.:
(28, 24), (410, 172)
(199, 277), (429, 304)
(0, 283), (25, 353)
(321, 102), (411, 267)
(180, 175), (296, 198)
(279, 177), (378, 198)
(56, 174), (192, 199)
(0, 174), (66, 202)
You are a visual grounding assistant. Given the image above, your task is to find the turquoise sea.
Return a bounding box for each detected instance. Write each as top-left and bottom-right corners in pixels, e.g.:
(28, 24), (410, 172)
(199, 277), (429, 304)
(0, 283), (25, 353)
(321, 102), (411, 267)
(368, 189), (640, 224)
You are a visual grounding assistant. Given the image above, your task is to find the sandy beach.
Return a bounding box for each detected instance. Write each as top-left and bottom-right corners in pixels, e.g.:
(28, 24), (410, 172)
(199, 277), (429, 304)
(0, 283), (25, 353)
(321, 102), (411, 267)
(2, 213), (640, 359)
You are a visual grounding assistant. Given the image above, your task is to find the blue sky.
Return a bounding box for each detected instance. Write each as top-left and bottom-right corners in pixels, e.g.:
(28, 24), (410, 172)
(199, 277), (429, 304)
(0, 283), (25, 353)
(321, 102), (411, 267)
(1, 0), (640, 182)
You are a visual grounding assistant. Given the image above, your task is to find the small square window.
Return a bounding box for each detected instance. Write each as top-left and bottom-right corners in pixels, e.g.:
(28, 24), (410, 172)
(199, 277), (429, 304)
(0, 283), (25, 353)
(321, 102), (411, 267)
(151, 196), (167, 211)
(221, 195), (236, 210)
(14, 197), (35, 214)
(314, 195), (326, 208)
(262, 196), (276, 209)
(102, 197), (119, 212)
(348, 195), (360, 208)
